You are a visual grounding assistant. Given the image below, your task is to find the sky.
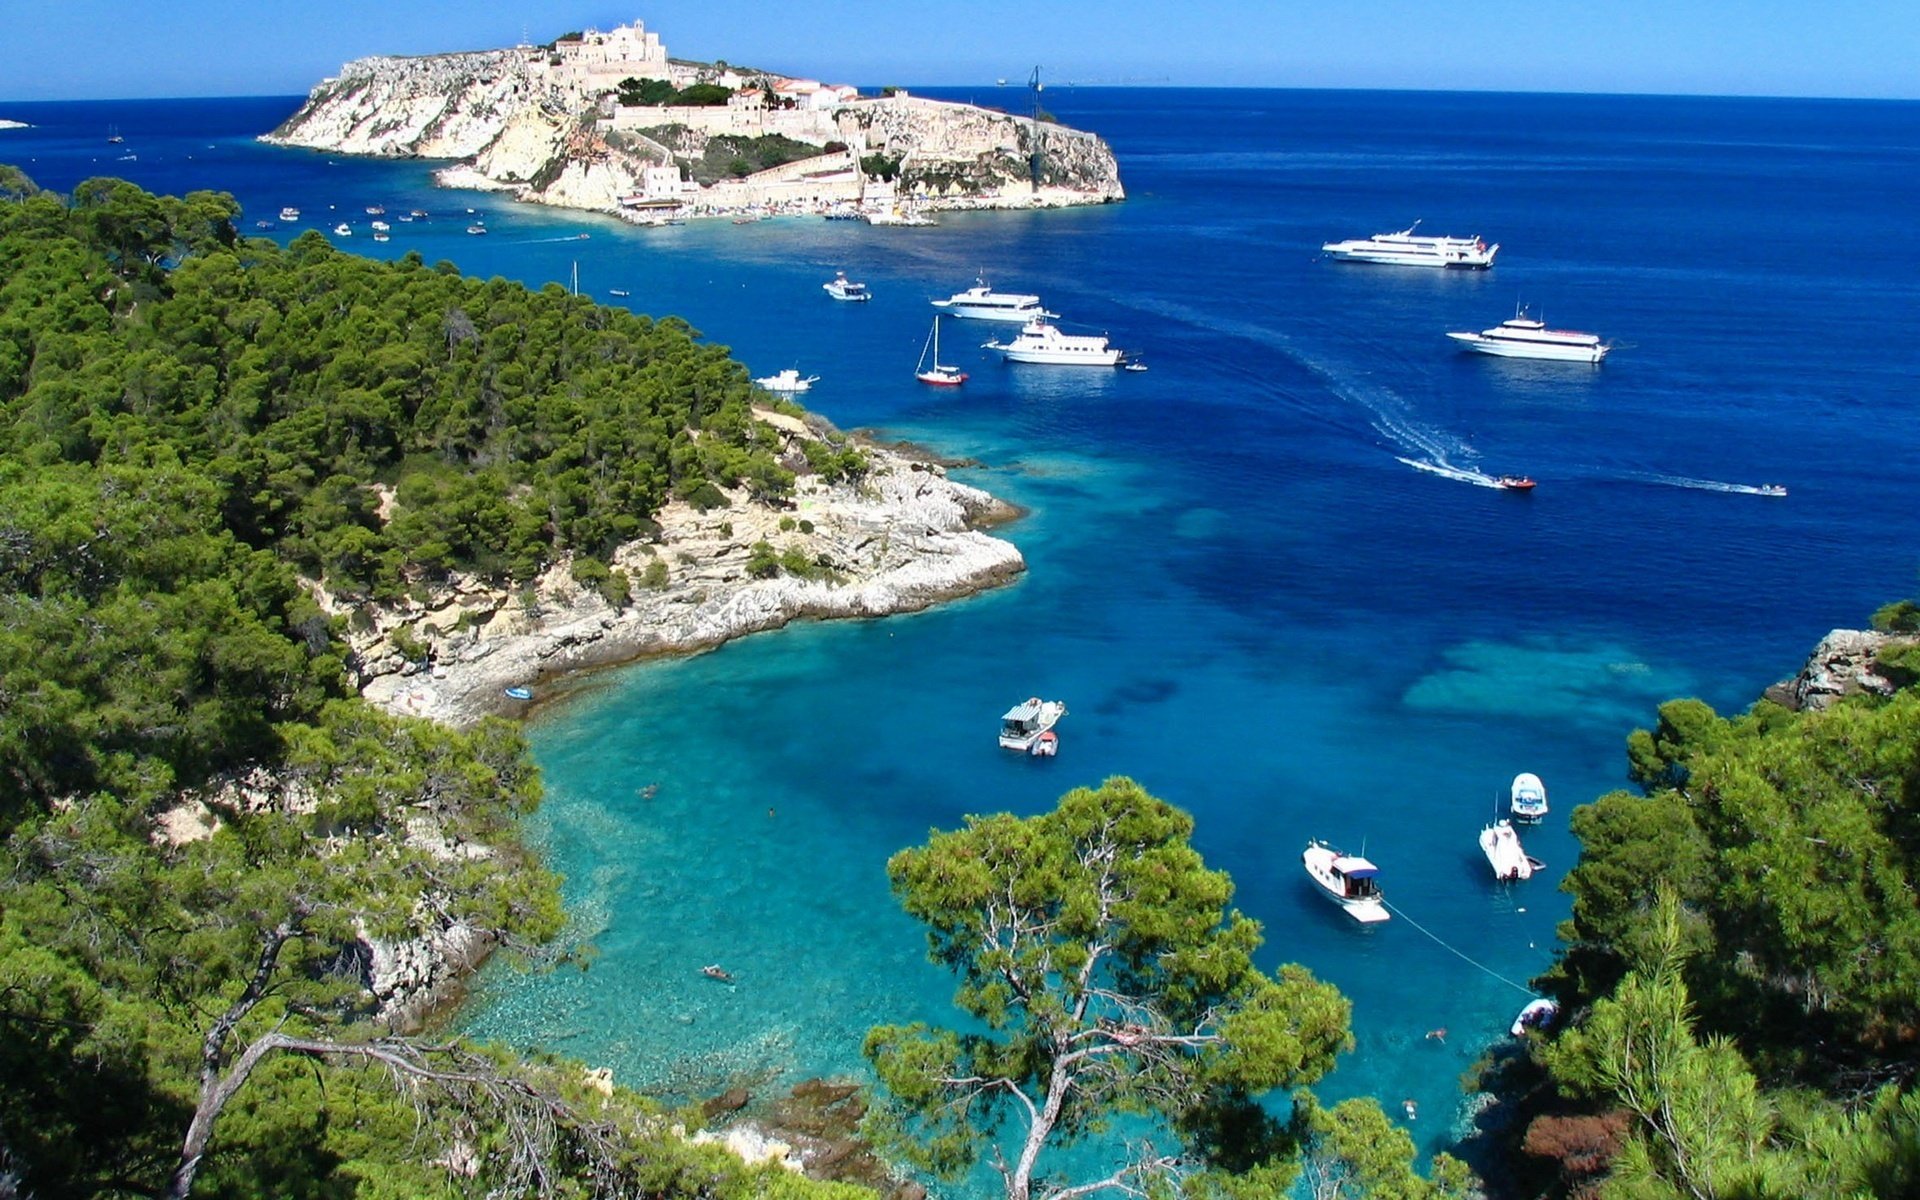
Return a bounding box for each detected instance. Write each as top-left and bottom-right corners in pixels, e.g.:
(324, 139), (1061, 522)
(1, 0), (1916, 102)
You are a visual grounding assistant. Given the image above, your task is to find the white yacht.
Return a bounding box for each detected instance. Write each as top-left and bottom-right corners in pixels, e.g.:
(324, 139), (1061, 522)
(931, 277), (1056, 322)
(999, 697), (1067, 752)
(1510, 773), (1549, 823)
(1479, 820), (1544, 882)
(1322, 222), (1497, 269)
(754, 368), (818, 394)
(332, 223), (352, 237)
(1302, 841), (1389, 923)
(1448, 309), (1610, 363)
(822, 271), (871, 302)
(983, 318), (1131, 367)
(278, 206), (301, 222)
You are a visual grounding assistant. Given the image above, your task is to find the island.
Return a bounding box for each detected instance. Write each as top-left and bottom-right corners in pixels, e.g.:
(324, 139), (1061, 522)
(265, 19), (1125, 223)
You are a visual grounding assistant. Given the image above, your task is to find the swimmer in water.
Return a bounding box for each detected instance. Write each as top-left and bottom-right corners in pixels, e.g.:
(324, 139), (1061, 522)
(701, 964), (733, 983)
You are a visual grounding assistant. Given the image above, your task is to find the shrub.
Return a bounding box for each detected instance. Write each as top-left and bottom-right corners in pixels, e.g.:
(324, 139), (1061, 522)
(778, 516), (796, 532)
(639, 558), (669, 589)
(745, 540), (779, 578)
(682, 480), (729, 511)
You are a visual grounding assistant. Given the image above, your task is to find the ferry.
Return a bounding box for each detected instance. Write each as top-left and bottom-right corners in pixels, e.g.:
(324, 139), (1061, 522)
(1449, 308), (1610, 363)
(1322, 222), (1497, 269)
(983, 318), (1131, 367)
(932, 276), (1056, 322)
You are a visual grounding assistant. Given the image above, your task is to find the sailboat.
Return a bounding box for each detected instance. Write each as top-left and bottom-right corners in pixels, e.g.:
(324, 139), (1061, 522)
(915, 316), (968, 386)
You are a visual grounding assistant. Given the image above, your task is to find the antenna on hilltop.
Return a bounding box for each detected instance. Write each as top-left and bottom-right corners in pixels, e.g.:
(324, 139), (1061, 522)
(1028, 66), (1043, 193)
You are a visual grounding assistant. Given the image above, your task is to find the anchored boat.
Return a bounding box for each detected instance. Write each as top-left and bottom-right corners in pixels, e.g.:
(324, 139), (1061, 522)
(1322, 221), (1497, 269)
(982, 318), (1133, 367)
(1479, 819), (1544, 882)
(1510, 773), (1549, 823)
(915, 316), (967, 386)
(999, 697), (1066, 752)
(1448, 307), (1610, 363)
(1302, 841), (1389, 923)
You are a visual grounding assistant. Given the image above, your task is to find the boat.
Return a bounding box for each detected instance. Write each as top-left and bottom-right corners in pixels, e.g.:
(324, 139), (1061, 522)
(1756, 484), (1788, 497)
(1479, 820), (1545, 882)
(1511, 998), (1559, 1036)
(1495, 475), (1536, 492)
(754, 368), (818, 394)
(1030, 730), (1059, 757)
(370, 220), (390, 232)
(278, 206), (300, 221)
(372, 232), (390, 242)
(1321, 221), (1498, 269)
(1510, 773), (1549, 823)
(1302, 841), (1389, 923)
(983, 318), (1131, 367)
(332, 223), (351, 237)
(999, 696), (1067, 751)
(503, 685), (533, 701)
(608, 288), (631, 298)
(254, 220), (275, 230)
(365, 205), (385, 215)
(931, 276), (1056, 323)
(1448, 308), (1610, 363)
(409, 209), (429, 218)
(822, 271), (871, 302)
(866, 207), (937, 227)
(106, 127), (124, 144)
(914, 317), (968, 386)
(465, 224), (487, 235)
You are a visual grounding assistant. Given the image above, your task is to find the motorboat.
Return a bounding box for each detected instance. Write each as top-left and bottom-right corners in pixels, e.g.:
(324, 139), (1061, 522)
(983, 318), (1131, 367)
(372, 232), (390, 242)
(278, 206), (301, 221)
(1302, 841), (1389, 923)
(754, 368), (818, 394)
(915, 316), (968, 386)
(999, 696), (1067, 751)
(931, 276), (1056, 323)
(465, 224), (487, 235)
(1479, 820), (1544, 882)
(1511, 998), (1559, 1037)
(823, 271), (871, 302)
(1448, 308), (1610, 362)
(1510, 773), (1549, 823)
(370, 220), (390, 232)
(332, 223), (352, 237)
(1031, 730), (1059, 757)
(1495, 475), (1536, 492)
(365, 205), (385, 215)
(608, 288), (631, 298)
(254, 220), (275, 230)
(1755, 484), (1788, 497)
(409, 209), (429, 218)
(1322, 221), (1497, 269)
(866, 207), (936, 227)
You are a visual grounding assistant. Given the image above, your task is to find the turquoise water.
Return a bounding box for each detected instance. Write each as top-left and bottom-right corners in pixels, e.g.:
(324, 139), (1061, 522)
(10, 88), (1917, 1179)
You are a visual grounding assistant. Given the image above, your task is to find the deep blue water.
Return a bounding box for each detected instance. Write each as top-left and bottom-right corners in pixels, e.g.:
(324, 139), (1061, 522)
(9, 88), (1919, 1178)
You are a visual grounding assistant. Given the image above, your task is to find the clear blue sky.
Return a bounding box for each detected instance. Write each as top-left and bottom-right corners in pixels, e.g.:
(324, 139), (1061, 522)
(3, 0), (1916, 102)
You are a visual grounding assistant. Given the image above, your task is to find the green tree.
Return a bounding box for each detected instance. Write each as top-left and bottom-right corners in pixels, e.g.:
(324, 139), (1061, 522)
(863, 777), (1354, 1200)
(1294, 1093), (1473, 1200)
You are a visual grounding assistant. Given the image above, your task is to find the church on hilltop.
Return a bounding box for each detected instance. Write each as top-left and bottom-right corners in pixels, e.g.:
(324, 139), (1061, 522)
(544, 20), (672, 95)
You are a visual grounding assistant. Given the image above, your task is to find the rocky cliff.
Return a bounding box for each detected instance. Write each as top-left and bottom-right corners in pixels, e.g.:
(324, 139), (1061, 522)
(265, 46), (1123, 216)
(1765, 628), (1919, 712)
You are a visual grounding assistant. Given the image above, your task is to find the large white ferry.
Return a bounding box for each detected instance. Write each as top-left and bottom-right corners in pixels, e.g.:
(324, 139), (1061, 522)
(1447, 309), (1610, 363)
(1322, 222), (1498, 269)
(931, 277), (1056, 322)
(982, 318), (1130, 367)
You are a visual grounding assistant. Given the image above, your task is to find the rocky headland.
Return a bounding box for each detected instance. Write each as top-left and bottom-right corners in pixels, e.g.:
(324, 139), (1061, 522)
(262, 21), (1124, 221)
(1765, 627), (1918, 712)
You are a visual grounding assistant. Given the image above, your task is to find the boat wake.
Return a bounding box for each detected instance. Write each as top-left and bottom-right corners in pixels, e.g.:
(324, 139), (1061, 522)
(1630, 473), (1785, 496)
(1396, 457), (1502, 488)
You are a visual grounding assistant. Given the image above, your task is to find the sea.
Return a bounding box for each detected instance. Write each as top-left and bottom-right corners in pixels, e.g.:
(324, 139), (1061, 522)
(7, 88), (1918, 1183)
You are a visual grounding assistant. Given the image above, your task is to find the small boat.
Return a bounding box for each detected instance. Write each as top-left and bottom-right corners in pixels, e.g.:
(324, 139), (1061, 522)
(823, 271), (871, 302)
(279, 206), (300, 221)
(932, 276), (1056, 323)
(983, 318), (1132, 367)
(1495, 475), (1536, 492)
(466, 224), (488, 235)
(1510, 773), (1549, 823)
(1302, 841), (1389, 923)
(254, 220), (275, 229)
(372, 232), (390, 242)
(754, 368), (819, 394)
(503, 685), (533, 701)
(370, 220), (390, 232)
(915, 316), (968, 386)
(107, 127), (124, 144)
(409, 209), (429, 218)
(365, 205), (385, 215)
(1448, 307), (1610, 363)
(1322, 221), (1498, 269)
(1511, 998), (1559, 1037)
(332, 223), (352, 237)
(608, 288), (631, 298)
(1755, 484), (1788, 497)
(1479, 820), (1544, 882)
(1122, 361), (1149, 372)
(1030, 730), (1059, 757)
(999, 696), (1066, 752)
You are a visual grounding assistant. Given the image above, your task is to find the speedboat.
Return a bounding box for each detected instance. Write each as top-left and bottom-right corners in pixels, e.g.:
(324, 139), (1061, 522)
(1322, 222), (1497, 269)
(983, 318), (1131, 367)
(1755, 484), (1788, 497)
(1511, 998), (1559, 1036)
(931, 276), (1056, 322)
(365, 205), (385, 215)
(999, 696), (1066, 751)
(465, 224), (487, 235)
(1448, 308), (1610, 363)
(608, 288), (631, 298)
(1510, 773), (1549, 823)
(332, 223), (352, 237)
(1495, 475), (1536, 492)
(278, 206), (301, 221)
(1302, 841), (1389, 923)
(823, 271), (871, 302)
(754, 368), (818, 394)
(1479, 820), (1544, 882)
(915, 316), (967, 386)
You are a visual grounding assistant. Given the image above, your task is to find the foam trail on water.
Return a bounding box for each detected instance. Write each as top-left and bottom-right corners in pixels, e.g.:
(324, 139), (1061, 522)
(1397, 457), (1502, 488)
(1626, 472), (1786, 496)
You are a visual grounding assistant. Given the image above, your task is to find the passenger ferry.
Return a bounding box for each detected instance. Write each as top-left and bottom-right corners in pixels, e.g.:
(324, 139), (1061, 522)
(983, 318), (1131, 367)
(931, 276), (1056, 322)
(1322, 222), (1497, 269)
(1448, 309), (1610, 363)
